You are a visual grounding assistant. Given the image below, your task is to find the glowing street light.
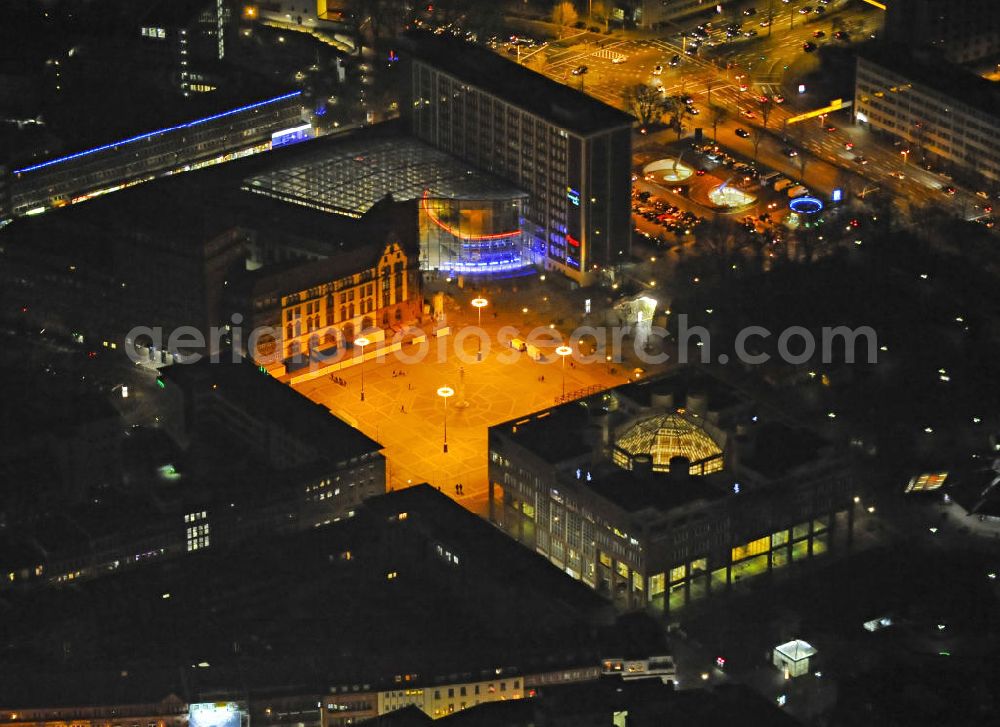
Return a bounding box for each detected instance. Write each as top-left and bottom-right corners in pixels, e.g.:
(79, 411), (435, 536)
(355, 336), (370, 401)
(437, 386), (454, 453)
(556, 345), (573, 398)
(471, 297), (488, 361)
(900, 148), (910, 165)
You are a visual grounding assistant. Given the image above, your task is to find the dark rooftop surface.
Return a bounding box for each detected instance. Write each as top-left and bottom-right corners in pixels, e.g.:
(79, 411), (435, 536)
(141, 0), (213, 28)
(614, 368), (749, 413)
(403, 32), (635, 136)
(161, 355), (381, 462)
(739, 421), (829, 480)
(583, 466), (732, 514)
(0, 485), (617, 706)
(859, 44), (1000, 118)
(427, 680), (800, 727)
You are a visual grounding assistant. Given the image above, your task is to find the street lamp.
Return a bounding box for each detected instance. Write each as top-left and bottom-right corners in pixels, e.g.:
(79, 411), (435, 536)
(355, 336), (370, 401)
(900, 148), (910, 165)
(556, 345), (573, 399)
(471, 297), (488, 361)
(437, 386), (454, 453)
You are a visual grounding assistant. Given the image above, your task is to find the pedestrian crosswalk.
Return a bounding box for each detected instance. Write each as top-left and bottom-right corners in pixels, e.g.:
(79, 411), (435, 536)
(593, 48), (626, 62)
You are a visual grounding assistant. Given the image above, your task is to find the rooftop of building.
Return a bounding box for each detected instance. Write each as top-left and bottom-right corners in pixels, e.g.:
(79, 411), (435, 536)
(241, 127), (528, 217)
(579, 463), (734, 514)
(160, 355), (382, 462)
(141, 0), (215, 29)
(491, 368), (753, 467)
(0, 485), (623, 707)
(858, 44), (1000, 118)
(238, 195), (420, 300)
(402, 32), (635, 137)
(491, 369), (838, 513)
(416, 680), (800, 727)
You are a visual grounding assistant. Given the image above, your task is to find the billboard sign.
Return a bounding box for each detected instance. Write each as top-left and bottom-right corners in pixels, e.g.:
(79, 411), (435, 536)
(190, 703), (241, 727)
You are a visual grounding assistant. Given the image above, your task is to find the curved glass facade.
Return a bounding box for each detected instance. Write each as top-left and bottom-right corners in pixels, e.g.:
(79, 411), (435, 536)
(419, 193), (530, 275)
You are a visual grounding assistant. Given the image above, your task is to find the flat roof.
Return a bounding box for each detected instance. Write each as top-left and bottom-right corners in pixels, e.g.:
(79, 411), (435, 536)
(403, 32), (635, 137)
(858, 45), (1000, 119)
(162, 355), (382, 462)
(0, 486), (614, 706)
(242, 133), (526, 217)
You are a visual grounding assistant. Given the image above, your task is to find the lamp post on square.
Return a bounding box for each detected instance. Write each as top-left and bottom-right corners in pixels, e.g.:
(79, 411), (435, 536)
(355, 336), (370, 401)
(556, 345), (573, 399)
(471, 297), (488, 361)
(437, 386), (454, 453)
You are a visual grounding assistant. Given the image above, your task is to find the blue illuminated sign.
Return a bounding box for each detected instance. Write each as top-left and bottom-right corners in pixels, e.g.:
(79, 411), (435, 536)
(567, 187), (580, 206)
(13, 91), (303, 175)
(832, 188), (843, 203)
(789, 196), (824, 214)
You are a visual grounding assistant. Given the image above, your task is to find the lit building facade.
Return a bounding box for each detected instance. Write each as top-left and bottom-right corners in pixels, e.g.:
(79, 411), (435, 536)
(854, 50), (1000, 184)
(405, 33), (633, 283)
(234, 197), (423, 367)
(488, 370), (860, 614)
(8, 91), (306, 217)
(242, 133), (532, 277)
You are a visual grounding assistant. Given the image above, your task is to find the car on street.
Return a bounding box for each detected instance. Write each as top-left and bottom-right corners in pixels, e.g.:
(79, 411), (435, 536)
(943, 186), (957, 196)
(889, 171), (905, 180)
(803, 41), (817, 52)
(735, 127), (751, 137)
(834, 30), (849, 40)
(976, 190), (990, 200)
(685, 105), (700, 114)
(681, 95), (694, 105)
(739, 83), (749, 91)
(773, 93), (785, 103)
(825, 125), (837, 132)
(669, 54), (681, 66)
(799, 6), (813, 13)
(815, 6), (826, 13)
(741, 109), (756, 118)
(612, 55), (626, 63)
(855, 155), (869, 165)
(572, 65), (588, 75)
(744, 7), (757, 15)
(813, 30), (825, 38)
(696, 168), (707, 176)
(744, 29), (758, 37)
(653, 64), (663, 75)
(759, 19), (771, 27)
(782, 147), (799, 157)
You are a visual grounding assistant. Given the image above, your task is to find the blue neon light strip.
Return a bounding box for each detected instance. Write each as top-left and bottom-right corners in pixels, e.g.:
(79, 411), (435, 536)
(13, 91), (303, 175)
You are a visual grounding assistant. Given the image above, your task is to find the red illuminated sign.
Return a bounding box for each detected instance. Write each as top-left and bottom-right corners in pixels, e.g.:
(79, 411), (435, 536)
(567, 235), (580, 247)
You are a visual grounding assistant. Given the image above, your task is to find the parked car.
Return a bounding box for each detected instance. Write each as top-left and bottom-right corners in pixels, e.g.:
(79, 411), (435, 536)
(572, 65), (588, 75)
(735, 127), (751, 138)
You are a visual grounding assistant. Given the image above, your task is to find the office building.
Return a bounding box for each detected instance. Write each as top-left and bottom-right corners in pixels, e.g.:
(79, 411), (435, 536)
(488, 368), (859, 614)
(854, 48), (1000, 184)
(884, 0), (1000, 65)
(404, 32), (634, 283)
(7, 90), (306, 217)
(139, 0), (232, 92)
(0, 485), (630, 711)
(233, 196), (423, 367)
(242, 128), (531, 277)
(0, 355), (384, 590)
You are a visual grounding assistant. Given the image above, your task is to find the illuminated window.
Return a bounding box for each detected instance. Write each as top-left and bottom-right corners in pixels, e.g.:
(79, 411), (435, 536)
(670, 565), (686, 582)
(731, 536), (769, 562)
(386, 571), (398, 580)
(905, 472), (948, 493)
(648, 573), (665, 595)
(599, 551), (612, 567)
(615, 560), (629, 578)
(792, 522), (810, 540)
(690, 558), (707, 574)
(771, 530), (789, 548)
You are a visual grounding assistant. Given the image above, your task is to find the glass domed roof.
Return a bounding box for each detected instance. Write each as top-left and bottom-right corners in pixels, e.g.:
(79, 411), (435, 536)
(613, 412), (724, 474)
